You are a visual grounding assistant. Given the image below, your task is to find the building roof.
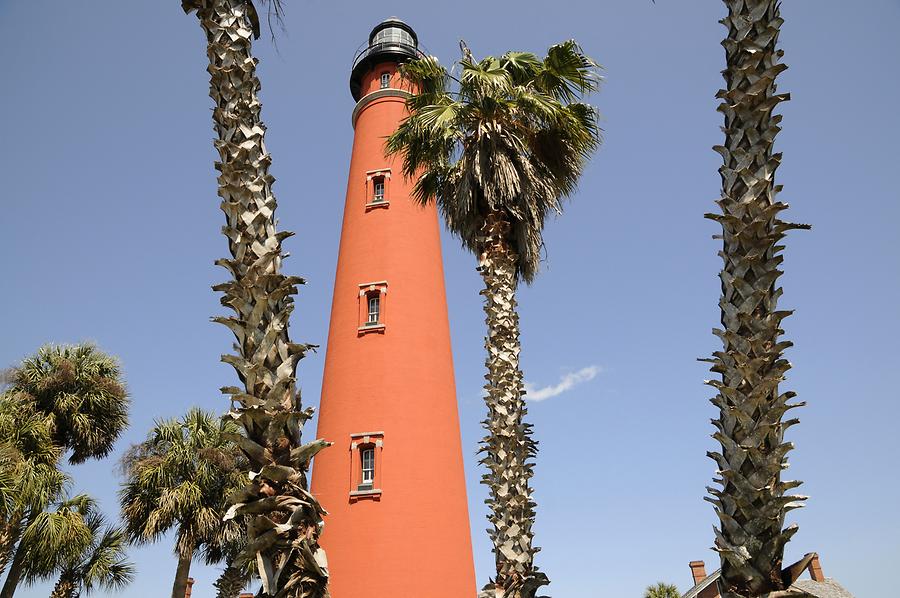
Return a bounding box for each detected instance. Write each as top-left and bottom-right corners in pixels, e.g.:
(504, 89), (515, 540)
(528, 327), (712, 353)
(792, 578), (855, 598)
(682, 570), (855, 598)
(681, 568), (720, 598)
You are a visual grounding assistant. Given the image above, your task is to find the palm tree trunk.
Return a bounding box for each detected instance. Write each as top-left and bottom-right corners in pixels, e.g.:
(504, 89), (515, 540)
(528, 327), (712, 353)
(49, 573), (77, 598)
(0, 530), (29, 598)
(183, 2), (330, 597)
(171, 552), (192, 598)
(476, 212), (547, 598)
(706, 2), (809, 597)
(215, 563), (247, 598)
(0, 514), (23, 577)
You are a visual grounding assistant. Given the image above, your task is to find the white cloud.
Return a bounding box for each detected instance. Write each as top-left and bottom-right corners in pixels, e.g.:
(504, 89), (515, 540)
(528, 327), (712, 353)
(524, 365), (602, 402)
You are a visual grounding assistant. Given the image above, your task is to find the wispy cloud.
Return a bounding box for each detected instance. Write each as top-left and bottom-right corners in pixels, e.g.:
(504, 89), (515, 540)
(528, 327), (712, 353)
(524, 365), (602, 402)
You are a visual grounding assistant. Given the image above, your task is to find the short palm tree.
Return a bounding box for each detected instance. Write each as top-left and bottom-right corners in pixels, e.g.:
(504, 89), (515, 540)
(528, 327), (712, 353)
(704, 2), (809, 597)
(25, 503), (133, 598)
(179, 2), (331, 597)
(387, 42), (601, 598)
(119, 408), (246, 598)
(0, 397), (65, 581)
(1, 495), (97, 598)
(0, 344), (128, 598)
(644, 582), (680, 598)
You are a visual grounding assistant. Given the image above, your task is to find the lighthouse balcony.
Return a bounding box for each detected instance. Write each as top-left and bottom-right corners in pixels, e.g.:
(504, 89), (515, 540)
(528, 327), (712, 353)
(350, 18), (425, 100)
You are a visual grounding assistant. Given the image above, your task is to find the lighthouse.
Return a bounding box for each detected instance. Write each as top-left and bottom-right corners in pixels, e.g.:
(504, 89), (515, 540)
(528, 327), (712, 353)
(310, 18), (477, 596)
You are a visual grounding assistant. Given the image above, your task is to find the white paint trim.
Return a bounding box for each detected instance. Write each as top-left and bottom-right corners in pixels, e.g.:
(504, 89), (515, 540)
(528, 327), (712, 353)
(352, 88), (412, 128)
(350, 431), (385, 438)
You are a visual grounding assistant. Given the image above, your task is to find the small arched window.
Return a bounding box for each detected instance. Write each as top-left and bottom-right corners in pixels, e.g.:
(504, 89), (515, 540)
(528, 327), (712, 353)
(372, 176), (385, 203)
(380, 72), (391, 89)
(367, 294), (381, 325)
(359, 447), (375, 490)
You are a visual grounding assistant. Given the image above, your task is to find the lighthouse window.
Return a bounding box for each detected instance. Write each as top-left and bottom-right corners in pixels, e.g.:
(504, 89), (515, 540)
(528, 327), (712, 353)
(360, 447), (375, 490)
(367, 295), (381, 325)
(380, 72), (391, 89)
(372, 27), (415, 48)
(373, 178), (385, 202)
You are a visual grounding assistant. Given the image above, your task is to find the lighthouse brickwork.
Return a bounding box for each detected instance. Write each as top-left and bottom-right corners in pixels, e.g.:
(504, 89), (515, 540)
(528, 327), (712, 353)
(310, 18), (477, 597)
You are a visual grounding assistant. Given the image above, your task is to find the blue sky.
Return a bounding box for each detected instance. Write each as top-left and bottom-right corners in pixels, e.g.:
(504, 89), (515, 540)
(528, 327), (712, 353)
(1, 1), (898, 597)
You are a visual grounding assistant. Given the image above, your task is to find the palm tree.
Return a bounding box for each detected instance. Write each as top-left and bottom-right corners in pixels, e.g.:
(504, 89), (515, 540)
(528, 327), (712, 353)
(208, 531), (253, 598)
(6, 344), (129, 465)
(1, 495), (98, 598)
(178, 2), (331, 597)
(25, 504), (133, 598)
(0, 398), (65, 580)
(643, 582), (680, 598)
(386, 43), (601, 598)
(0, 344), (127, 598)
(704, 2), (810, 597)
(119, 408), (246, 598)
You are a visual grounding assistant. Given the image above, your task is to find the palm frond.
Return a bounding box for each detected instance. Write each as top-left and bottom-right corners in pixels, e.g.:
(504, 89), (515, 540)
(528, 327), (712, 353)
(6, 344), (129, 465)
(387, 42), (602, 283)
(118, 409), (244, 568)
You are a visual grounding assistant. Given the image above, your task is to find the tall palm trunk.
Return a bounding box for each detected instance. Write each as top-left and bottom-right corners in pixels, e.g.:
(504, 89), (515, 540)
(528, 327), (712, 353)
(705, 2), (809, 597)
(183, 1), (330, 597)
(171, 552), (192, 598)
(49, 572), (77, 598)
(476, 213), (547, 598)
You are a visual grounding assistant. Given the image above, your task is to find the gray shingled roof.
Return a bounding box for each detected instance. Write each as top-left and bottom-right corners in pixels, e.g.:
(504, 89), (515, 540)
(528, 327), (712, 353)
(681, 569), (720, 598)
(681, 570), (855, 598)
(792, 578), (855, 598)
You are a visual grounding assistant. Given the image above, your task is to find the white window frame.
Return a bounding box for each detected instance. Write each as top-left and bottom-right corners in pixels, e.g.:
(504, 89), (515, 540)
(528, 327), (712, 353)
(380, 72), (391, 89)
(367, 295), (380, 325)
(373, 178), (385, 202)
(361, 447), (375, 485)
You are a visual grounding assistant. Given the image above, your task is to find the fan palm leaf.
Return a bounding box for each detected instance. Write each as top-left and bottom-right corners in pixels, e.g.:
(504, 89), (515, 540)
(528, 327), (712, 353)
(644, 582), (681, 598)
(0, 390), (67, 591)
(22, 500), (133, 598)
(6, 344), (129, 465)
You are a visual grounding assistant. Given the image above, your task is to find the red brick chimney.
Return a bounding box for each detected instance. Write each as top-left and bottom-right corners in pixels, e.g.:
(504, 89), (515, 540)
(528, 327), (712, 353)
(184, 578), (194, 598)
(807, 553), (825, 582)
(689, 560), (708, 585)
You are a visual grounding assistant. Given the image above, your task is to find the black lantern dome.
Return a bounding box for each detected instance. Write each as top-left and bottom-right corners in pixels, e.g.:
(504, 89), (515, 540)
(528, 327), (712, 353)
(350, 18), (423, 101)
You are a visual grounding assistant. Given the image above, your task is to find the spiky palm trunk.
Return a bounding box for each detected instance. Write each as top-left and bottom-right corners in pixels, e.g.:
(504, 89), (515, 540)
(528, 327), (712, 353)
(215, 563), (247, 598)
(476, 213), (547, 598)
(49, 573), (77, 598)
(183, 2), (330, 597)
(705, 2), (809, 597)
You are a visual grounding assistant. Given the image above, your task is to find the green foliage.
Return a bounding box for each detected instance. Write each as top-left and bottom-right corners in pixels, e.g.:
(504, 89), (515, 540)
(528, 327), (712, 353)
(34, 506), (133, 598)
(19, 495), (95, 580)
(6, 344), (129, 464)
(644, 582), (681, 598)
(11, 494), (133, 598)
(0, 342), (129, 595)
(386, 40), (602, 283)
(0, 397), (66, 520)
(118, 408), (245, 561)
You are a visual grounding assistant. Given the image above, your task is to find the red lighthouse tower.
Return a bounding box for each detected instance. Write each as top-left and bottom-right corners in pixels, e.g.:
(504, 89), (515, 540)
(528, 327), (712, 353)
(310, 18), (476, 597)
